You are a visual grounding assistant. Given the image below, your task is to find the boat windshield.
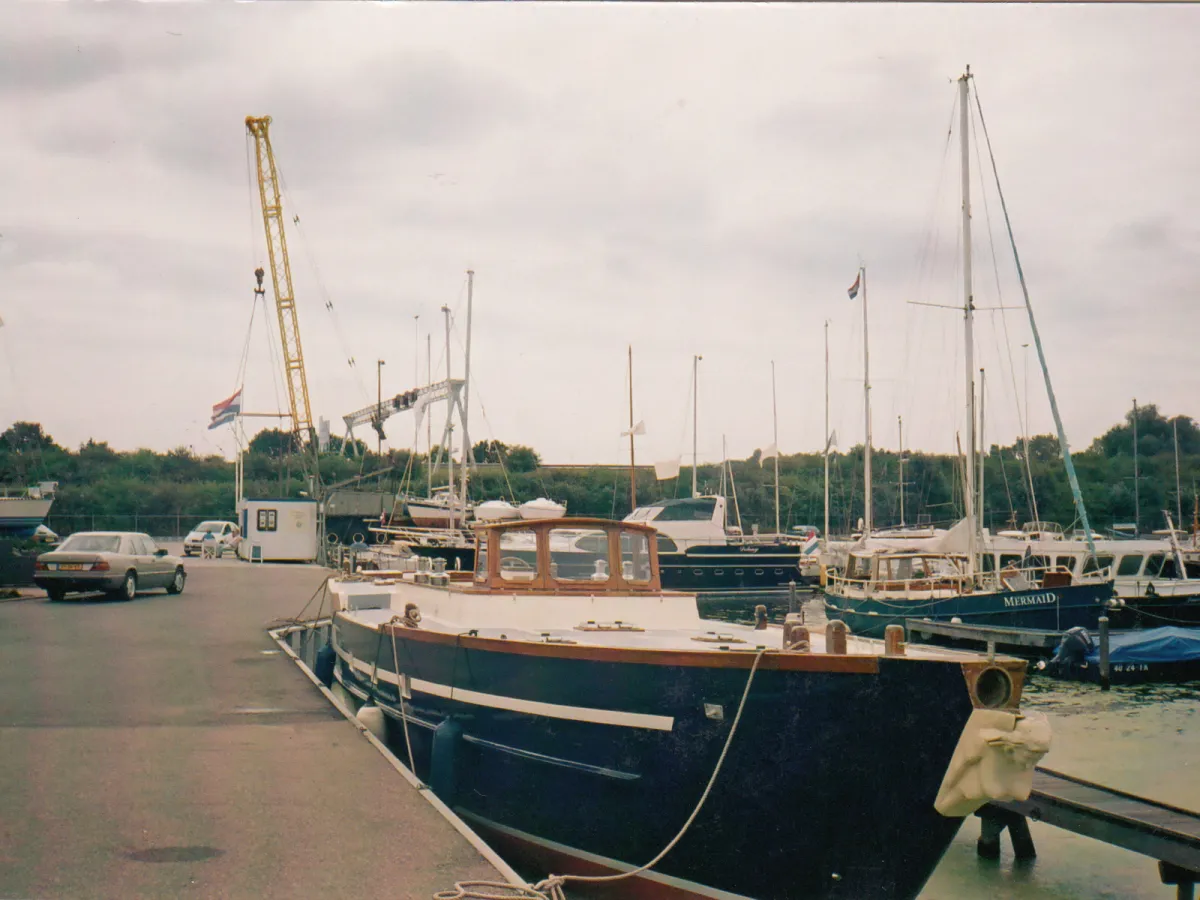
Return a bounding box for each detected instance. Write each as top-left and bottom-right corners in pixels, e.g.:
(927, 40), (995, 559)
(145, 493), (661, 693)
(644, 498), (717, 522)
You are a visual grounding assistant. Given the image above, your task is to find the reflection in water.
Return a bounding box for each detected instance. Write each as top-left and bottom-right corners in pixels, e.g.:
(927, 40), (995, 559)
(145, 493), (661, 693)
(703, 591), (1200, 898)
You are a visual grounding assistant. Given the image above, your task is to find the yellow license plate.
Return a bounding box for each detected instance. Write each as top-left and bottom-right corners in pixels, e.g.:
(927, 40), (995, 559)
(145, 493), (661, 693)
(58, 564), (84, 571)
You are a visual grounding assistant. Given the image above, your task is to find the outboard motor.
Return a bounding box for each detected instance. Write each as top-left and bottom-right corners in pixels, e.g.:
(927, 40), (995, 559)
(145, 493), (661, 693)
(1044, 625), (1094, 675)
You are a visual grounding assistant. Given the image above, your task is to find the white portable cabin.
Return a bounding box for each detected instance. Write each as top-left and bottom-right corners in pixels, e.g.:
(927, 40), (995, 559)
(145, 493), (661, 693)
(237, 498), (318, 562)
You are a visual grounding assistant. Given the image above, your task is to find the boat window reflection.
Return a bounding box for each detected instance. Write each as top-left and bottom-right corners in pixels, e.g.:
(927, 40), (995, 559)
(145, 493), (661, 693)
(621, 531), (651, 584)
(550, 528), (610, 584)
(498, 529), (537, 582)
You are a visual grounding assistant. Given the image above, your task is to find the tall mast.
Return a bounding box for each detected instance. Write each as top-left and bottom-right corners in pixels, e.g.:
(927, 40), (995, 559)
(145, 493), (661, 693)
(692, 354), (702, 498)
(720, 435), (728, 529)
(771, 360), (781, 535)
(861, 266), (873, 537)
(1174, 417), (1183, 528)
(959, 67), (979, 574)
(442, 305), (453, 527)
(824, 320), (831, 542)
(426, 333), (432, 498)
(978, 367), (986, 531)
(897, 415), (905, 527)
(628, 345), (637, 510)
(1133, 397), (1140, 536)
(463, 270), (474, 492)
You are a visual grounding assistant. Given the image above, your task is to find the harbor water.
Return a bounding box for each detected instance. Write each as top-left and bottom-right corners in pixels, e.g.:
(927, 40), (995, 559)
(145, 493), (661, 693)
(702, 593), (1200, 899)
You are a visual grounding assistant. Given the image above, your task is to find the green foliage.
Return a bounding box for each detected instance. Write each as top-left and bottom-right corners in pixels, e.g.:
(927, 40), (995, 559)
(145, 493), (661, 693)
(2, 410), (1197, 539)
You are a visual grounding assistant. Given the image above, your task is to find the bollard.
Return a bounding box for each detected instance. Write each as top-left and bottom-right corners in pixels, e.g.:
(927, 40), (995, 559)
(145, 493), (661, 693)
(884, 624), (906, 656)
(782, 616), (810, 652)
(825, 619), (848, 655)
(788, 580), (798, 613)
(754, 604), (768, 630)
(1099, 616), (1111, 691)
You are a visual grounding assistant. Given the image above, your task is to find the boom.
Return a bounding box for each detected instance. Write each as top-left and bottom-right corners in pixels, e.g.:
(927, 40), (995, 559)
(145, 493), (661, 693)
(245, 115), (315, 447)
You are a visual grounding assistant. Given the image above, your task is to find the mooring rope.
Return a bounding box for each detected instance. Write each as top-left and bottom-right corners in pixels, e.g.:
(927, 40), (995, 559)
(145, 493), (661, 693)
(389, 623), (421, 782)
(433, 647), (768, 900)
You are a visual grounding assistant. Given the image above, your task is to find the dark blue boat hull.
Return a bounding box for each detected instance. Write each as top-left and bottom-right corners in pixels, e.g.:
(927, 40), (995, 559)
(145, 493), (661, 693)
(332, 615), (983, 899)
(659, 544), (814, 592)
(824, 582), (1114, 639)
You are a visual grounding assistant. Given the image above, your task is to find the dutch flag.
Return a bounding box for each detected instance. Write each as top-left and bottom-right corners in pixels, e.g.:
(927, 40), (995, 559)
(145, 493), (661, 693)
(847, 271), (861, 300)
(209, 388), (242, 430)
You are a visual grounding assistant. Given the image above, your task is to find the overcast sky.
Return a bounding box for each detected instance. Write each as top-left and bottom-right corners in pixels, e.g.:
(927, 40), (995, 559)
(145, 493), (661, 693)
(2, 3), (1197, 468)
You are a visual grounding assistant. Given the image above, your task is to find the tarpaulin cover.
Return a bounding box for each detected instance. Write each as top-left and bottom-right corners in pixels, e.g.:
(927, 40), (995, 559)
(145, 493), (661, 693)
(1087, 627), (1200, 665)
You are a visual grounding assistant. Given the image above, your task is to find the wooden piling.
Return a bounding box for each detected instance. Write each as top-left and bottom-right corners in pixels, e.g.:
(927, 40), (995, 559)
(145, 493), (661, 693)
(826, 619), (848, 655)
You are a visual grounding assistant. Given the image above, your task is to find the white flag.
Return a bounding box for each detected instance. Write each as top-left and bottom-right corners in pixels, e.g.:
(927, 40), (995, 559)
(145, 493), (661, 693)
(621, 420), (646, 437)
(759, 443), (778, 466)
(654, 457), (681, 480)
(824, 430), (838, 454)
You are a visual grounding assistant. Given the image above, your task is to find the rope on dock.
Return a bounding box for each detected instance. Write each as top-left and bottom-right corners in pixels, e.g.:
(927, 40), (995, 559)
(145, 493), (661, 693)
(433, 647), (767, 900)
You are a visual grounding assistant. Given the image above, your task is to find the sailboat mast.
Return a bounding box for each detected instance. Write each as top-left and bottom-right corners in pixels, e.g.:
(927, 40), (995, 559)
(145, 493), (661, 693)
(861, 266), (873, 537)
(897, 415), (905, 527)
(426, 333), (432, 499)
(721, 435), (728, 529)
(692, 354), (702, 498)
(628, 345), (637, 510)
(958, 68), (979, 575)
(463, 270), (474, 490)
(442, 305), (453, 528)
(1175, 417), (1183, 528)
(824, 320), (831, 543)
(772, 360), (780, 535)
(1133, 398), (1140, 536)
(978, 367), (986, 531)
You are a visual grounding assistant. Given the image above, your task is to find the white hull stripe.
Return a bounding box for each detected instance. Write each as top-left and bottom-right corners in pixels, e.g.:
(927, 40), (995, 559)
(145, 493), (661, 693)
(337, 643), (674, 732)
(461, 811), (755, 900)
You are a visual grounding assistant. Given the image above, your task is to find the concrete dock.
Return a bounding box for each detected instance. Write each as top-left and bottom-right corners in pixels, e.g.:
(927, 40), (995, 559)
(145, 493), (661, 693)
(0, 554), (506, 899)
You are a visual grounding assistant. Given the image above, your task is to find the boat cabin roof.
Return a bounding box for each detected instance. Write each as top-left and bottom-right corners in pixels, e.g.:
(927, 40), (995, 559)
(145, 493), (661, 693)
(470, 517), (662, 593)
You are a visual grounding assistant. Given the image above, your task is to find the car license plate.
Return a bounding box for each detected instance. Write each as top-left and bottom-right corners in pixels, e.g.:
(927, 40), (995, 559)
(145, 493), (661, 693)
(58, 564), (84, 571)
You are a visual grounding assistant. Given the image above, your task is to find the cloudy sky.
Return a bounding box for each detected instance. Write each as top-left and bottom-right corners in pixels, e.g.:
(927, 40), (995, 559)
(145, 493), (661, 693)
(2, 2), (1197, 467)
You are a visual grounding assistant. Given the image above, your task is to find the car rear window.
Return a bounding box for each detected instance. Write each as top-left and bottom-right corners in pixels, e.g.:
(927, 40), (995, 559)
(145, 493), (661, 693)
(60, 535), (121, 553)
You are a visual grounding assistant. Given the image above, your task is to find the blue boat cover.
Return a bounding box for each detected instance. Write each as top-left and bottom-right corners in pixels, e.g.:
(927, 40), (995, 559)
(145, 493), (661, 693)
(1087, 627), (1200, 665)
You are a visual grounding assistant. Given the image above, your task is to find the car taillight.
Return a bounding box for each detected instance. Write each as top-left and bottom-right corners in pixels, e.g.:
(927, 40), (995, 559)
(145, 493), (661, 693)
(91, 560), (111, 571)
(34, 561), (47, 571)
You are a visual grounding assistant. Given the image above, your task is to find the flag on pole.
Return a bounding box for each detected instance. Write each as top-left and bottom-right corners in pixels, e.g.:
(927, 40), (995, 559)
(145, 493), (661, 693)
(759, 443), (778, 466)
(847, 272), (861, 300)
(209, 388), (243, 430)
(654, 457), (681, 480)
(621, 420), (646, 437)
(824, 430), (838, 454)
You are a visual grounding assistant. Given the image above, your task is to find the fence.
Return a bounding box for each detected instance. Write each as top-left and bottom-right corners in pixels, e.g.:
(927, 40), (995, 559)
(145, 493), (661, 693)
(45, 514), (236, 541)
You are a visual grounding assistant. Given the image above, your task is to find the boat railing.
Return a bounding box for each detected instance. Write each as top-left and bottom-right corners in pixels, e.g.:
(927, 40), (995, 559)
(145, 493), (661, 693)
(828, 563), (1083, 597)
(367, 524), (475, 546)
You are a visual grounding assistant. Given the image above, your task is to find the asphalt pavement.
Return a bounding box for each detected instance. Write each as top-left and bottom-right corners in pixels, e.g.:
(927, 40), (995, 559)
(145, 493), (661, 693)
(0, 551), (503, 899)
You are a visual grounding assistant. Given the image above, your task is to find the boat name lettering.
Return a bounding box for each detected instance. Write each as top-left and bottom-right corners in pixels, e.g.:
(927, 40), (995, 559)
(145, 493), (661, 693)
(1001, 591), (1059, 608)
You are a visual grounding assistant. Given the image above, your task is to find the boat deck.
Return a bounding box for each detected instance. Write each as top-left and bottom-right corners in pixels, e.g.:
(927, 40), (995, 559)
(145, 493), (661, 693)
(0, 555), (507, 899)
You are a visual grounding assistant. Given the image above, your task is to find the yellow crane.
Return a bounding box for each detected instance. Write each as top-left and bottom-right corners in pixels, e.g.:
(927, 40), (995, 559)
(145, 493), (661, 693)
(245, 115), (316, 448)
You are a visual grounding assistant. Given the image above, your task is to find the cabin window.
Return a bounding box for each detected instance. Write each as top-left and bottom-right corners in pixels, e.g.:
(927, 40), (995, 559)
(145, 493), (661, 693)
(847, 555), (873, 580)
(1055, 556), (1076, 574)
(621, 531), (652, 584)
(1117, 555), (1143, 576)
(257, 509), (278, 532)
(981, 554), (996, 572)
(1144, 553), (1167, 578)
(1083, 554), (1114, 575)
(498, 528), (538, 582)
(551, 527), (610, 584)
(999, 554), (1023, 570)
(474, 539), (489, 583)
(1026, 555), (1051, 570)
(653, 499), (717, 522)
(656, 535), (679, 554)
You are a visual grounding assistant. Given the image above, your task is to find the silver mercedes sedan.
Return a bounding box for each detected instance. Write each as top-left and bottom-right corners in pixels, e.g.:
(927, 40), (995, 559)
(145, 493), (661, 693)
(33, 532), (187, 601)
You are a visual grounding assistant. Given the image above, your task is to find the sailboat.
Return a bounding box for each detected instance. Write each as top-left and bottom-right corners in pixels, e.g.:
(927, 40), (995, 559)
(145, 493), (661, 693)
(823, 67), (1115, 638)
(624, 355), (815, 591)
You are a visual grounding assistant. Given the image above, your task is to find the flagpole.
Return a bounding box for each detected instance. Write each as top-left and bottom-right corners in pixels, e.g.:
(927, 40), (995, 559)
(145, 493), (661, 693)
(771, 360), (780, 536)
(824, 320), (830, 544)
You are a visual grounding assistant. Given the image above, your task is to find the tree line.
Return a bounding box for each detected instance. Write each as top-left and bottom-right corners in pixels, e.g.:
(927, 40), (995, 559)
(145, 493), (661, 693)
(1, 404), (1196, 537)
